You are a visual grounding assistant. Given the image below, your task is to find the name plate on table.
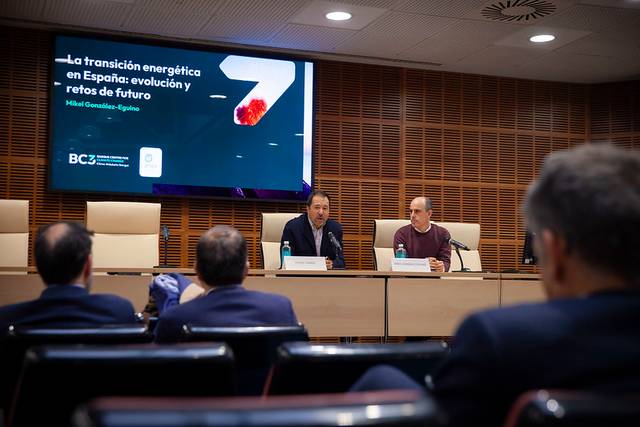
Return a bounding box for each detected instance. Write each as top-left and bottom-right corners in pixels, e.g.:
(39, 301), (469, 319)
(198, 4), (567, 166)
(391, 258), (431, 273)
(282, 256), (327, 271)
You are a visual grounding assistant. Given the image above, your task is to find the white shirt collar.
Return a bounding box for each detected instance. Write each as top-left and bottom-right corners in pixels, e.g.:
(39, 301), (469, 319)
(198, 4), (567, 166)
(413, 223), (432, 234)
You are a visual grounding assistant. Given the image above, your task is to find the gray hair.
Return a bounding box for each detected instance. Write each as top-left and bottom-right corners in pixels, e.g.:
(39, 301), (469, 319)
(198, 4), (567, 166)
(196, 225), (247, 286)
(523, 144), (640, 283)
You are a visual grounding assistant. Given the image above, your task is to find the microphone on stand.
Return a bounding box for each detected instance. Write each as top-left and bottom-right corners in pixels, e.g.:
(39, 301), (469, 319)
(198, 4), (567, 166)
(327, 231), (344, 270)
(155, 225), (174, 269)
(448, 237), (471, 272)
(448, 238), (470, 251)
(327, 231), (342, 254)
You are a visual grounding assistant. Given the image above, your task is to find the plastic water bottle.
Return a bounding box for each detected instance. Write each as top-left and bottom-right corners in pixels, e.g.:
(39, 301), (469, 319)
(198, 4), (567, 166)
(395, 243), (407, 258)
(281, 241), (292, 259)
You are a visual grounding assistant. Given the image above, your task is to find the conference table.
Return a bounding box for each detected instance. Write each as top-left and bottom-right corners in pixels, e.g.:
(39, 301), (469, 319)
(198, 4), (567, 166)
(0, 268), (544, 338)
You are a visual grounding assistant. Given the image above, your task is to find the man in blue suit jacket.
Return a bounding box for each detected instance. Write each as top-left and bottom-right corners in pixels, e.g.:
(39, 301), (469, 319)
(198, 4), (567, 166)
(280, 190), (345, 269)
(0, 222), (136, 334)
(154, 225), (298, 343)
(351, 144), (640, 426)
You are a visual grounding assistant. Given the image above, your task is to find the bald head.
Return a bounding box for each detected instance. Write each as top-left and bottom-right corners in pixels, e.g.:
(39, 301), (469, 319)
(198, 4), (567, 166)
(196, 225), (248, 287)
(35, 221), (94, 285)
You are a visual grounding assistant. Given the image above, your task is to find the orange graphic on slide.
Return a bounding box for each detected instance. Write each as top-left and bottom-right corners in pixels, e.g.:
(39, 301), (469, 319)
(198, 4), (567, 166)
(236, 98), (267, 126)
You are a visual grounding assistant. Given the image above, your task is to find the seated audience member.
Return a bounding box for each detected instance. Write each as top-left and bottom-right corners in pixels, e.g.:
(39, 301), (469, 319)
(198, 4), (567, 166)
(281, 190), (345, 269)
(352, 144), (640, 426)
(394, 197), (451, 272)
(0, 221), (137, 333)
(154, 225), (298, 343)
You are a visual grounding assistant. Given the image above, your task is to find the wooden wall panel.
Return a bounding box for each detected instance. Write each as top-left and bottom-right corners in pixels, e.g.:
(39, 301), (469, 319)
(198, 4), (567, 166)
(11, 25), (636, 274)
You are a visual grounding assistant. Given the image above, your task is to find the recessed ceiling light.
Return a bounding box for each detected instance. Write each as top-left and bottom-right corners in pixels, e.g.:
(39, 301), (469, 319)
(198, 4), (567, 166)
(530, 34), (555, 43)
(325, 11), (352, 21)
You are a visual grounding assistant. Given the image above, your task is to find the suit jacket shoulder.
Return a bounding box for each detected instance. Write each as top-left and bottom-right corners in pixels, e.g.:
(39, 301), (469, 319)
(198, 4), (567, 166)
(154, 285), (298, 343)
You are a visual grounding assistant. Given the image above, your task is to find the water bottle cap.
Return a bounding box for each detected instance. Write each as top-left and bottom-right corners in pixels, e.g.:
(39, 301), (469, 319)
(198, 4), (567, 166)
(284, 241), (289, 245)
(398, 243), (404, 248)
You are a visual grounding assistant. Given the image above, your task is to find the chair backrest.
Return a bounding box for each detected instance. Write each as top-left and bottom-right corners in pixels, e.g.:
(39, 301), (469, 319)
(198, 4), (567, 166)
(504, 389), (640, 427)
(372, 219), (410, 271)
(181, 325), (309, 395)
(260, 213), (301, 269)
(9, 342), (235, 427)
(434, 222), (481, 272)
(86, 201), (160, 269)
(0, 199), (29, 270)
(73, 390), (442, 427)
(0, 325), (153, 417)
(265, 341), (449, 396)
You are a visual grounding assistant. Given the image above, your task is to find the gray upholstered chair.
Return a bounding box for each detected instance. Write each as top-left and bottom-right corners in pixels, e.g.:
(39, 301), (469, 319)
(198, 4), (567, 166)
(86, 201), (161, 269)
(260, 213), (301, 270)
(434, 222), (481, 272)
(0, 199), (29, 272)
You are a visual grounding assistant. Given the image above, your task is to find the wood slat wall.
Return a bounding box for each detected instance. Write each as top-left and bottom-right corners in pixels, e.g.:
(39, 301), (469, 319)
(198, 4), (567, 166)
(2, 26), (633, 272)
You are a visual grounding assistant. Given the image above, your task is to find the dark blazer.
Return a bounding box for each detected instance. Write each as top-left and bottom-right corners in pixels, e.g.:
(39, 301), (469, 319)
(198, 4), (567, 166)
(154, 285), (299, 343)
(0, 285), (137, 335)
(280, 213), (345, 269)
(432, 290), (640, 426)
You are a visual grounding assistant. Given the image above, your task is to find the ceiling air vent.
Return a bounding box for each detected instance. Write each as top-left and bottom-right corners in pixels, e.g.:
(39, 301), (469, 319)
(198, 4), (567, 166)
(481, 0), (556, 22)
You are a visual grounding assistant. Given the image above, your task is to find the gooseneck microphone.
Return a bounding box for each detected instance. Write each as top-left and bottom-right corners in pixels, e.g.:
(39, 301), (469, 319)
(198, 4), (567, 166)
(327, 231), (342, 253)
(448, 237), (471, 272)
(155, 225), (173, 268)
(449, 238), (469, 251)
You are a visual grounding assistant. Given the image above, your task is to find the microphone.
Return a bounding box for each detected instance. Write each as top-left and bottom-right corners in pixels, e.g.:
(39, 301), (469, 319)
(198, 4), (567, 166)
(155, 225), (173, 268)
(449, 238), (469, 251)
(327, 231), (342, 253)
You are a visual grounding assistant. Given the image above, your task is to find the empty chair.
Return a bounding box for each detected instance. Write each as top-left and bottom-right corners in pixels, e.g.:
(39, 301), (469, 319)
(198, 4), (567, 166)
(504, 389), (640, 427)
(434, 222), (481, 272)
(372, 219), (411, 271)
(86, 201), (161, 269)
(260, 213), (301, 269)
(9, 342), (235, 427)
(265, 341), (449, 395)
(72, 390), (443, 427)
(0, 199), (29, 272)
(0, 324), (152, 423)
(181, 325), (309, 395)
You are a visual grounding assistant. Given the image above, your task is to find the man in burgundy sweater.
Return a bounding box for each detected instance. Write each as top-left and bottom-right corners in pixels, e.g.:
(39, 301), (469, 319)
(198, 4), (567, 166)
(393, 197), (451, 272)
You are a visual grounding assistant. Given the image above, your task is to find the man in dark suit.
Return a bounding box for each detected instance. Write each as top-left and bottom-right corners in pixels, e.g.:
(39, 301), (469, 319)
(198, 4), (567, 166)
(280, 190), (345, 269)
(0, 221), (137, 333)
(154, 225), (298, 343)
(351, 144), (640, 426)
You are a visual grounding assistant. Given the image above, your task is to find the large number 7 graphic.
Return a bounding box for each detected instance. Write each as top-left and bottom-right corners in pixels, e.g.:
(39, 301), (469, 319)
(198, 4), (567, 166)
(219, 56), (296, 126)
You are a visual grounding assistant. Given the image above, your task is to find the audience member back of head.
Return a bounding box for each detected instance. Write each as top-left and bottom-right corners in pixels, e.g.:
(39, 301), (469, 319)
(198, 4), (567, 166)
(351, 144), (640, 426)
(154, 225), (298, 343)
(0, 221), (136, 334)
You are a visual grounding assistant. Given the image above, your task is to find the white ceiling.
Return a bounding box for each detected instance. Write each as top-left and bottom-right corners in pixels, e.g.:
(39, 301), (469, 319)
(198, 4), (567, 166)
(2, 0), (640, 83)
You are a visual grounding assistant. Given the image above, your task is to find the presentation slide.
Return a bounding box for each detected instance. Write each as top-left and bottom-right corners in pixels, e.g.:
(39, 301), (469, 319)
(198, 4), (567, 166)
(50, 35), (313, 200)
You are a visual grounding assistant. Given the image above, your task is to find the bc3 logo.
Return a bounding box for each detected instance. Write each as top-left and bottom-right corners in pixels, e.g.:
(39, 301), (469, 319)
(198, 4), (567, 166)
(68, 153), (96, 165)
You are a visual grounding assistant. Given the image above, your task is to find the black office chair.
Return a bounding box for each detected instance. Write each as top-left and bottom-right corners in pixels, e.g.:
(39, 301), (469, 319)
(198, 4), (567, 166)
(8, 342), (235, 427)
(181, 325), (309, 395)
(72, 390), (444, 427)
(504, 389), (640, 427)
(265, 341), (449, 395)
(0, 324), (153, 423)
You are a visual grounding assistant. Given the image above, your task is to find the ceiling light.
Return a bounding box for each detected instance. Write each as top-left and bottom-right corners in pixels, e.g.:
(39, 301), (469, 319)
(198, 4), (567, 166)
(325, 11), (352, 21)
(529, 34), (555, 43)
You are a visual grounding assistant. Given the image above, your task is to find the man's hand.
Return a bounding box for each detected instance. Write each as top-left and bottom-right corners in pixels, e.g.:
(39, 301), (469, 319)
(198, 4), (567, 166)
(325, 257), (333, 270)
(428, 257), (445, 272)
